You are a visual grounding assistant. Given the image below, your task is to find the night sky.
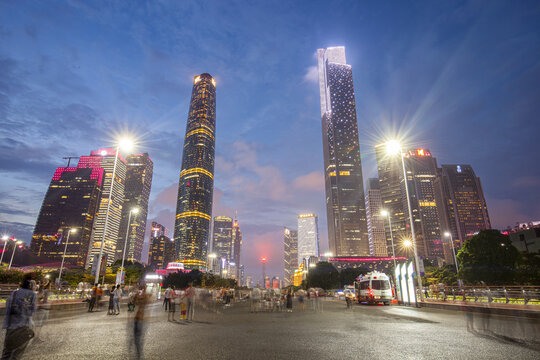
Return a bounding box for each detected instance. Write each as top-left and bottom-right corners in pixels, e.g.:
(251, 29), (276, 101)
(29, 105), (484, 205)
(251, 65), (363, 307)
(1, 1), (539, 280)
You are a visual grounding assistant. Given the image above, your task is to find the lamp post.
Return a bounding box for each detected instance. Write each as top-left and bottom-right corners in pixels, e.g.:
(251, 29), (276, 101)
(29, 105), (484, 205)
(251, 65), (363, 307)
(8, 239), (22, 270)
(58, 228), (77, 286)
(118, 207), (139, 285)
(385, 140), (424, 303)
(0, 235), (9, 264)
(380, 210), (397, 270)
(95, 138), (133, 285)
(444, 232), (460, 274)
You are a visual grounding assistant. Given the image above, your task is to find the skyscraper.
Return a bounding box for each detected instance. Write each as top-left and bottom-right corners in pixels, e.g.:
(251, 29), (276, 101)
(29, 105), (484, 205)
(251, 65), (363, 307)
(405, 149), (443, 259)
(85, 149), (127, 267)
(283, 227), (298, 287)
(297, 214), (319, 265)
(435, 165), (491, 248)
(317, 46), (369, 257)
(117, 153), (153, 263)
(148, 235), (175, 270)
(174, 73), (216, 270)
(365, 178), (388, 257)
(231, 215), (242, 278)
(212, 216), (233, 262)
(31, 162), (103, 266)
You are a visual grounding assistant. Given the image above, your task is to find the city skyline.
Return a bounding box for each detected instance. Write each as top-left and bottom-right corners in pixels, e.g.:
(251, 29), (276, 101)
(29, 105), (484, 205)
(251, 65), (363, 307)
(1, 1), (539, 280)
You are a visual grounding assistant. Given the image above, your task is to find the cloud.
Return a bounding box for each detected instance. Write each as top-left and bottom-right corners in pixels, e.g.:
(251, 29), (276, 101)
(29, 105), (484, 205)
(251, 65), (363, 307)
(487, 198), (532, 229)
(293, 171), (324, 191)
(512, 176), (540, 188)
(154, 183), (178, 208)
(303, 65), (319, 84)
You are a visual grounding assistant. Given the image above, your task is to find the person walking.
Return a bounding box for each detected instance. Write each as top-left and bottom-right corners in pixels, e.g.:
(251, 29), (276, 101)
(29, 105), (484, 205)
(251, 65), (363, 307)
(2, 274), (37, 359)
(113, 285), (122, 315)
(163, 286), (171, 311)
(130, 285), (151, 360)
(108, 285), (115, 315)
(183, 282), (195, 322)
(167, 286), (176, 322)
(286, 291), (293, 313)
(34, 279), (51, 342)
(96, 284), (104, 311)
(88, 284), (97, 312)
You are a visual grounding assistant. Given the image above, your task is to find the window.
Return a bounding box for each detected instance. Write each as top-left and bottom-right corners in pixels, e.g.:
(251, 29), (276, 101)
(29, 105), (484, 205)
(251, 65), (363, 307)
(371, 280), (390, 290)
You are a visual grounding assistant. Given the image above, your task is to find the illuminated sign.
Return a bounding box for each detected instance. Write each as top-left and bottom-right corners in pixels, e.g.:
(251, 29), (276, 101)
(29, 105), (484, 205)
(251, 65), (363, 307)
(194, 75), (201, 84)
(298, 214), (315, 218)
(166, 262), (184, 270)
(457, 165), (462, 173)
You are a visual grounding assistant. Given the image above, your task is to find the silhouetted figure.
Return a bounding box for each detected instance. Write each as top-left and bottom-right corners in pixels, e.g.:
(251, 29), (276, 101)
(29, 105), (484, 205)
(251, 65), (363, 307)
(130, 286), (150, 359)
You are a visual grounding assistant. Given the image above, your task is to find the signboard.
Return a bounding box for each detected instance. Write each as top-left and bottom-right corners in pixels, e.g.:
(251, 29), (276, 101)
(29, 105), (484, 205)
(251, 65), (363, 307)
(407, 262), (416, 306)
(400, 263), (409, 306)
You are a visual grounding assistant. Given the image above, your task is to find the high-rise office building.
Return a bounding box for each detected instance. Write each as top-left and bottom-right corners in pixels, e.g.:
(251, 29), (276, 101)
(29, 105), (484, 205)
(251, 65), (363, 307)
(150, 222), (168, 239)
(174, 73), (216, 270)
(365, 178), (388, 257)
(317, 46), (369, 257)
(117, 153), (153, 263)
(435, 165), (491, 250)
(283, 227), (298, 287)
(148, 235), (175, 270)
(212, 216), (233, 262)
(297, 214), (319, 265)
(405, 149), (443, 259)
(85, 149), (127, 267)
(231, 216), (242, 278)
(31, 163), (103, 266)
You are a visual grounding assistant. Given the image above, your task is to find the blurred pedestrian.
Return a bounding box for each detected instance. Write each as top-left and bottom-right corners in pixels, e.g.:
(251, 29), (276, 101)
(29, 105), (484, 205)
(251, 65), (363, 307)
(88, 284), (97, 312)
(2, 274), (37, 359)
(130, 285), (151, 360)
(108, 285), (116, 315)
(34, 279), (51, 342)
(113, 285), (122, 315)
(96, 285), (104, 311)
(286, 291), (293, 313)
(184, 282), (195, 322)
(168, 286), (176, 322)
(298, 292), (305, 311)
(163, 286), (171, 311)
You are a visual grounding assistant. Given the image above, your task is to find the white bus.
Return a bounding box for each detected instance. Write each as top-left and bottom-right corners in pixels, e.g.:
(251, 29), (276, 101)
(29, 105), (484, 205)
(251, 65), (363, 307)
(355, 272), (393, 305)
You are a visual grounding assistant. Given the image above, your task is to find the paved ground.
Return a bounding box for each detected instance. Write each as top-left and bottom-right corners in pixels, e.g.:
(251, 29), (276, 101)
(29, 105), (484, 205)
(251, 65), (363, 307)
(2, 299), (539, 359)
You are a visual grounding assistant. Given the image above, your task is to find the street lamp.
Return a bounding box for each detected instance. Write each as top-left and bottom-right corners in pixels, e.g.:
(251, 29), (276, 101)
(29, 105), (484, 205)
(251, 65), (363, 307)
(385, 140), (424, 303)
(403, 239), (412, 248)
(1, 235), (9, 265)
(380, 210), (397, 270)
(8, 239), (23, 270)
(95, 137), (134, 285)
(58, 228), (77, 286)
(118, 207), (139, 285)
(444, 232), (459, 274)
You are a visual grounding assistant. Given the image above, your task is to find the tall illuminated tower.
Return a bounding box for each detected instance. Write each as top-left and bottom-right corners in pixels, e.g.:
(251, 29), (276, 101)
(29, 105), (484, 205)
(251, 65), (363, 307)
(174, 73), (216, 270)
(317, 46), (369, 257)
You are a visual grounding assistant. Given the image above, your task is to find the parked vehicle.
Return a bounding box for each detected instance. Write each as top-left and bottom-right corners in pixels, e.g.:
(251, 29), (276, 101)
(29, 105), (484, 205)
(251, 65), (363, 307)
(355, 272), (392, 305)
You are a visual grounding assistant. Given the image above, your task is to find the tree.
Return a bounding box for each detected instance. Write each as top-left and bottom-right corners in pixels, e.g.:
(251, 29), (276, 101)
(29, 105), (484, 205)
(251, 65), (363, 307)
(457, 230), (520, 285)
(515, 253), (540, 285)
(339, 267), (369, 287)
(306, 262), (339, 290)
(423, 265), (457, 286)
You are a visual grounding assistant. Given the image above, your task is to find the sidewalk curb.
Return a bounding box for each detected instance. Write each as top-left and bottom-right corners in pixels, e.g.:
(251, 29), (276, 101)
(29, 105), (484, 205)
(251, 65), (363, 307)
(421, 301), (540, 319)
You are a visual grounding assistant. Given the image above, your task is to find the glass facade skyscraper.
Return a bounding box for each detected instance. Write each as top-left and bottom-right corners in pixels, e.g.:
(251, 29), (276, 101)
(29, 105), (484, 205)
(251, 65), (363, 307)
(317, 46), (369, 257)
(174, 73), (216, 270)
(283, 227), (298, 287)
(212, 216), (233, 262)
(365, 178), (388, 257)
(297, 214), (319, 265)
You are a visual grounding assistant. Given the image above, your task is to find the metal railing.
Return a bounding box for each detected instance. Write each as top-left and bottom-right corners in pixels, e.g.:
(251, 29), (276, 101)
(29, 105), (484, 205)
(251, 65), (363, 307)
(423, 285), (540, 305)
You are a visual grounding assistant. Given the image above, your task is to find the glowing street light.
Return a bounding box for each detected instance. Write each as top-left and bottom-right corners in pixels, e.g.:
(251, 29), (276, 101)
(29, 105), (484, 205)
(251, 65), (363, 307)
(403, 239), (412, 248)
(118, 207), (139, 285)
(380, 210), (397, 270)
(444, 232), (460, 275)
(385, 140), (424, 304)
(8, 239), (23, 270)
(58, 228), (77, 286)
(1, 235), (9, 265)
(95, 137), (135, 285)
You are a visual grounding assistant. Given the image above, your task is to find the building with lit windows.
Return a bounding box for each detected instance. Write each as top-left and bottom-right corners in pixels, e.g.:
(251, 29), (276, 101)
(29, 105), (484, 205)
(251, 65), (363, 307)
(31, 162), (103, 266)
(148, 235), (175, 270)
(174, 73), (216, 270)
(212, 216), (233, 262)
(405, 149), (443, 260)
(231, 215), (242, 278)
(283, 227), (298, 286)
(434, 164), (491, 251)
(365, 178), (388, 257)
(298, 214), (319, 265)
(317, 46), (369, 257)
(84, 149), (127, 268)
(117, 153), (153, 263)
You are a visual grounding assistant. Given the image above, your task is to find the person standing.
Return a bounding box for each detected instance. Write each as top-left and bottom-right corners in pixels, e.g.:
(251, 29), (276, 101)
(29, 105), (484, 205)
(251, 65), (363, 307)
(183, 282), (195, 322)
(167, 286), (176, 322)
(88, 284), (97, 312)
(108, 286), (115, 315)
(96, 285), (104, 311)
(2, 274), (37, 359)
(163, 286), (171, 311)
(286, 291), (293, 313)
(113, 285), (122, 315)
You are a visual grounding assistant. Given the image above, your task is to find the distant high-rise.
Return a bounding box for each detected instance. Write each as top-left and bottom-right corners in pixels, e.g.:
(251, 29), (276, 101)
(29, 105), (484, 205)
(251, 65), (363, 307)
(117, 153), (153, 263)
(212, 216), (233, 262)
(148, 235), (175, 270)
(317, 46), (369, 257)
(31, 161), (103, 266)
(435, 165), (491, 248)
(365, 178), (388, 257)
(405, 149), (443, 259)
(174, 73), (216, 270)
(297, 214), (319, 265)
(283, 227), (298, 287)
(85, 149), (127, 267)
(231, 216), (242, 278)
(150, 222), (168, 239)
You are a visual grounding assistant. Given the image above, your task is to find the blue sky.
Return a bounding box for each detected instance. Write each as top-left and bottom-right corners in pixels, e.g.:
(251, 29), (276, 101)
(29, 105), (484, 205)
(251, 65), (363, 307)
(1, 0), (539, 279)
